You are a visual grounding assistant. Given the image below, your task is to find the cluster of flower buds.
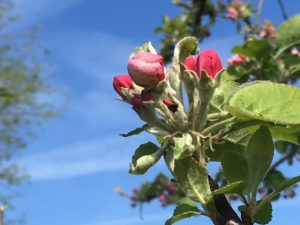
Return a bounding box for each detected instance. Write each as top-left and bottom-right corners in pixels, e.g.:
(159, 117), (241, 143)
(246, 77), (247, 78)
(128, 175), (182, 208)
(113, 39), (223, 135)
(258, 20), (276, 41)
(225, 0), (252, 21)
(291, 48), (300, 58)
(227, 54), (246, 66)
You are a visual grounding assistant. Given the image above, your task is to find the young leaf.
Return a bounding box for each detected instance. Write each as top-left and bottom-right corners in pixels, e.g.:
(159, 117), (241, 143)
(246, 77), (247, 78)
(207, 140), (246, 162)
(129, 142), (163, 175)
(169, 37), (198, 96)
(210, 79), (239, 112)
(255, 175), (300, 213)
(227, 82), (300, 126)
(246, 126), (274, 198)
(119, 124), (151, 137)
(221, 151), (248, 184)
(165, 204), (202, 225)
(254, 201), (272, 225)
(131, 41), (157, 55)
(211, 181), (244, 196)
(173, 157), (213, 207)
(276, 14), (300, 53)
(173, 133), (196, 160)
(232, 39), (272, 58)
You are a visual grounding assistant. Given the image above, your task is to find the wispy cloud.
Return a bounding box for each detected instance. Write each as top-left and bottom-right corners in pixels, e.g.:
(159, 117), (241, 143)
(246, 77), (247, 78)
(42, 30), (135, 84)
(41, 29), (139, 129)
(17, 135), (153, 181)
(12, 0), (83, 25)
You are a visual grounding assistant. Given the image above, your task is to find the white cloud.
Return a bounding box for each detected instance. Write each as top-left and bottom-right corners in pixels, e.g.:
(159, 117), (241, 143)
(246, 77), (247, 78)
(12, 0), (83, 25)
(42, 30), (135, 84)
(17, 135), (154, 181)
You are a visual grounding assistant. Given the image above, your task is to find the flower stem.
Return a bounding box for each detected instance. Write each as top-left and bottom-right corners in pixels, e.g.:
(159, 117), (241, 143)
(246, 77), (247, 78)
(202, 117), (236, 135)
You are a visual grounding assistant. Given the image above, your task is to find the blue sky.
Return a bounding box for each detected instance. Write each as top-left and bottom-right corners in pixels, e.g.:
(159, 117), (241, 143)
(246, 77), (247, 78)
(6, 1), (300, 225)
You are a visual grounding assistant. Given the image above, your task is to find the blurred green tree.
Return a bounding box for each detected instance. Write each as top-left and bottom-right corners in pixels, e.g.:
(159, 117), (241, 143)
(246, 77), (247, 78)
(0, 1), (57, 221)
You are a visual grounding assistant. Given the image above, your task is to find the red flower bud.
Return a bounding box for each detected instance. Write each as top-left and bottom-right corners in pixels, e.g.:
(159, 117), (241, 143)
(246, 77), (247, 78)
(183, 55), (196, 71)
(163, 99), (177, 113)
(226, 6), (238, 20)
(113, 75), (133, 98)
(141, 90), (154, 101)
(130, 94), (142, 110)
(227, 54), (246, 66)
(196, 50), (223, 79)
(128, 52), (165, 88)
(164, 184), (177, 193)
(183, 50), (222, 79)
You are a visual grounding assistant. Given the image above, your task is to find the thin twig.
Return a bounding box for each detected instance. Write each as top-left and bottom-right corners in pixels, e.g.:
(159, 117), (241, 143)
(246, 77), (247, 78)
(256, 0), (264, 25)
(277, 0), (288, 20)
(269, 149), (298, 172)
(192, 0), (206, 36)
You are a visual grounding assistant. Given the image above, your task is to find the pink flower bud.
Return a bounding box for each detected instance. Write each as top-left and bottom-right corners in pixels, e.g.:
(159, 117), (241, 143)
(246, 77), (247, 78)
(183, 50), (223, 79)
(227, 54), (246, 66)
(196, 50), (223, 79)
(113, 75), (133, 98)
(226, 6), (238, 20)
(130, 194), (138, 202)
(128, 52), (165, 88)
(183, 55), (196, 71)
(164, 184), (177, 193)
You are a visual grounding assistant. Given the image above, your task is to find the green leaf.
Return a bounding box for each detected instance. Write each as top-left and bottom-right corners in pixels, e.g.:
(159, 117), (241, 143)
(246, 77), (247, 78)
(246, 126), (274, 197)
(131, 42), (157, 55)
(255, 175), (300, 213)
(129, 142), (163, 175)
(173, 157), (213, 206)
(173, 133), (196, 160)
(119, 124), (151, 137)
(228, 82), (300, 125)
(172, 37), (198, 65)
(165, 204), (202, 225)
(221, 151), (248, 184)
(169, 37), (198, 94)
(232, 39), (272, 58)
(211, 181), (245, 196)
(274, 141), (289, 154)
(207, 140), (246, 162)
(210, 79), (239, 112)
(254, 201), (272, 224)
(276, 14), (300, 52)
